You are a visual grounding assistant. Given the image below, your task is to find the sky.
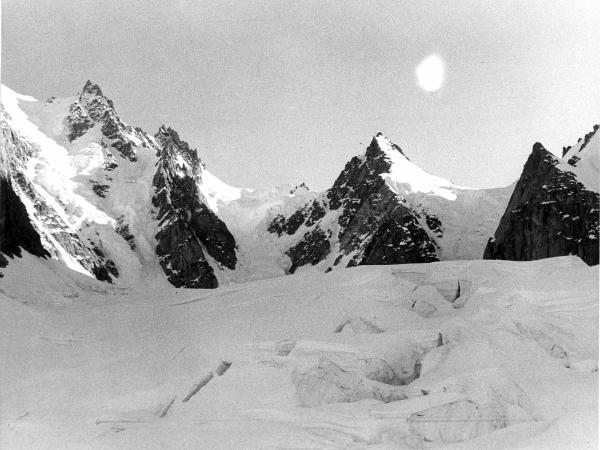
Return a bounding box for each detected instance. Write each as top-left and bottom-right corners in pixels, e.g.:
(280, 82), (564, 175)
(2, 0), (599, 190)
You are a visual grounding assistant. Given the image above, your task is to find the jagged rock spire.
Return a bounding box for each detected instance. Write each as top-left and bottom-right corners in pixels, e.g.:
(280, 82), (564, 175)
(81, 80), (104, 97)
(152, 126), (237, 288)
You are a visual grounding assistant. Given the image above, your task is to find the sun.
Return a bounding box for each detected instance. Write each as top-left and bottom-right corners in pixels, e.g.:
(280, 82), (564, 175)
(415, 54), (446, 92)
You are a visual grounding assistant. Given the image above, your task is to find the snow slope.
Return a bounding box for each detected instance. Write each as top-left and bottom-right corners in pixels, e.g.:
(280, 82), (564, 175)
(560, 126), (599, 193)
(375, 134), (513, 261)
(215, 184), (316, 281)
(376, 134), (467, 201)
(0, 255), (596, 449)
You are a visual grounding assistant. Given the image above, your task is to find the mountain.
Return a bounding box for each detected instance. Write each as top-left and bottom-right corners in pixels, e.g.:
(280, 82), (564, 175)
(0, 82), (311, 287)
(268, 133), (511, 273)
(484, 126), (599, 266)
(2, 81), (596, 287)
(152, 125), (237, 288)
(0, 93), (122, 281)
(0, 83), (242, 286)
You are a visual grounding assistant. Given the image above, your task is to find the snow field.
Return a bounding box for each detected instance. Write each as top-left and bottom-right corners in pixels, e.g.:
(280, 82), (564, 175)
(0, 255), (597, 448)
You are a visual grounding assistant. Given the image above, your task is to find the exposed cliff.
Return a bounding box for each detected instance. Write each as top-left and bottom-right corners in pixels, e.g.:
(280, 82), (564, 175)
(484, 130), (599, 266)
(152, 126), (237, 288)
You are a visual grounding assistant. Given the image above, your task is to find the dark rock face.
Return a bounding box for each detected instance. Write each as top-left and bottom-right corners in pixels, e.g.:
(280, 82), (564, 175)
(0, 171), (50, 267)
(66, 102), (94, 142)
(152, 126), (237, 288)
(268, 199), (326, 237)
(286, 227), (331, 273)
(0, 118), (48, 267)
(1, 109), (118, 280)
(91, 181), (110, 198)
(269, 133), (438, 272)
(484, 141), (599, 266)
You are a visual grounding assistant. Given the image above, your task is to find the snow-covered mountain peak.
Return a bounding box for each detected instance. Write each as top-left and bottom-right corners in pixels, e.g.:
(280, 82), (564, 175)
(370, 132), (409, 160)
(368, 132), (463, 201)
(81, 79), (104, 97)
(63, 81), (154, 161)
(77, 80), (116, 121)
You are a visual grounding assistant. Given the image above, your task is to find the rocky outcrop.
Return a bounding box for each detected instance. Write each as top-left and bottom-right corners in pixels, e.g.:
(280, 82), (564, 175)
(269, 133), (439, 273)
(0, 154), (49, 268)
(484, 138), (599, 266)
(561, 124), (598, 158)
(285, 227), (331, 273)
(152, 126), (237, 288)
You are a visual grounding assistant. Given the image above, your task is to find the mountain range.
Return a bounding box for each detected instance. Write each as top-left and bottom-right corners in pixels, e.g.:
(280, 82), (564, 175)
(1, 82), (598, 287)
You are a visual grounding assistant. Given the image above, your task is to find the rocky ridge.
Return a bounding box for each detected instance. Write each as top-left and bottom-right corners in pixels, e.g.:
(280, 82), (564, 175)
(152, 126), (237, 288)
(484, 130), (599, 266)
(268, 134), (440, 273)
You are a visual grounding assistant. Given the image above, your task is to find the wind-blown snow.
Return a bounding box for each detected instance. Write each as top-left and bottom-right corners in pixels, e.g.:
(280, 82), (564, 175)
(0, 255), (596, 449)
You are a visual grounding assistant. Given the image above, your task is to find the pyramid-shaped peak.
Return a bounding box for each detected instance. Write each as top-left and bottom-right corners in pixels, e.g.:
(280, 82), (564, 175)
(367, 132), (409, 161)
(78, 80), (116, 111)
(532, 142), (546, 153)
(530, 142), (557, 161)
(82, 80), (104, 97)
(154, 125), (200, 164)
(156, 125), (185, 145)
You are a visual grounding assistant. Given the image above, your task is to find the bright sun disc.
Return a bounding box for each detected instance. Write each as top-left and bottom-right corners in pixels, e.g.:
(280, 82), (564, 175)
(416, 54), (446, 92)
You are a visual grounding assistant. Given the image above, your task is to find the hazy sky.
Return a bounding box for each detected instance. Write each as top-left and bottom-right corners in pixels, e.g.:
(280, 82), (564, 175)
(3, 0), (599, 190)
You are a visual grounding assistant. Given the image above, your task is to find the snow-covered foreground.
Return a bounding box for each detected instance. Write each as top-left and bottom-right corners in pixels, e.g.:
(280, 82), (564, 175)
(0, 255), (597, 449)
